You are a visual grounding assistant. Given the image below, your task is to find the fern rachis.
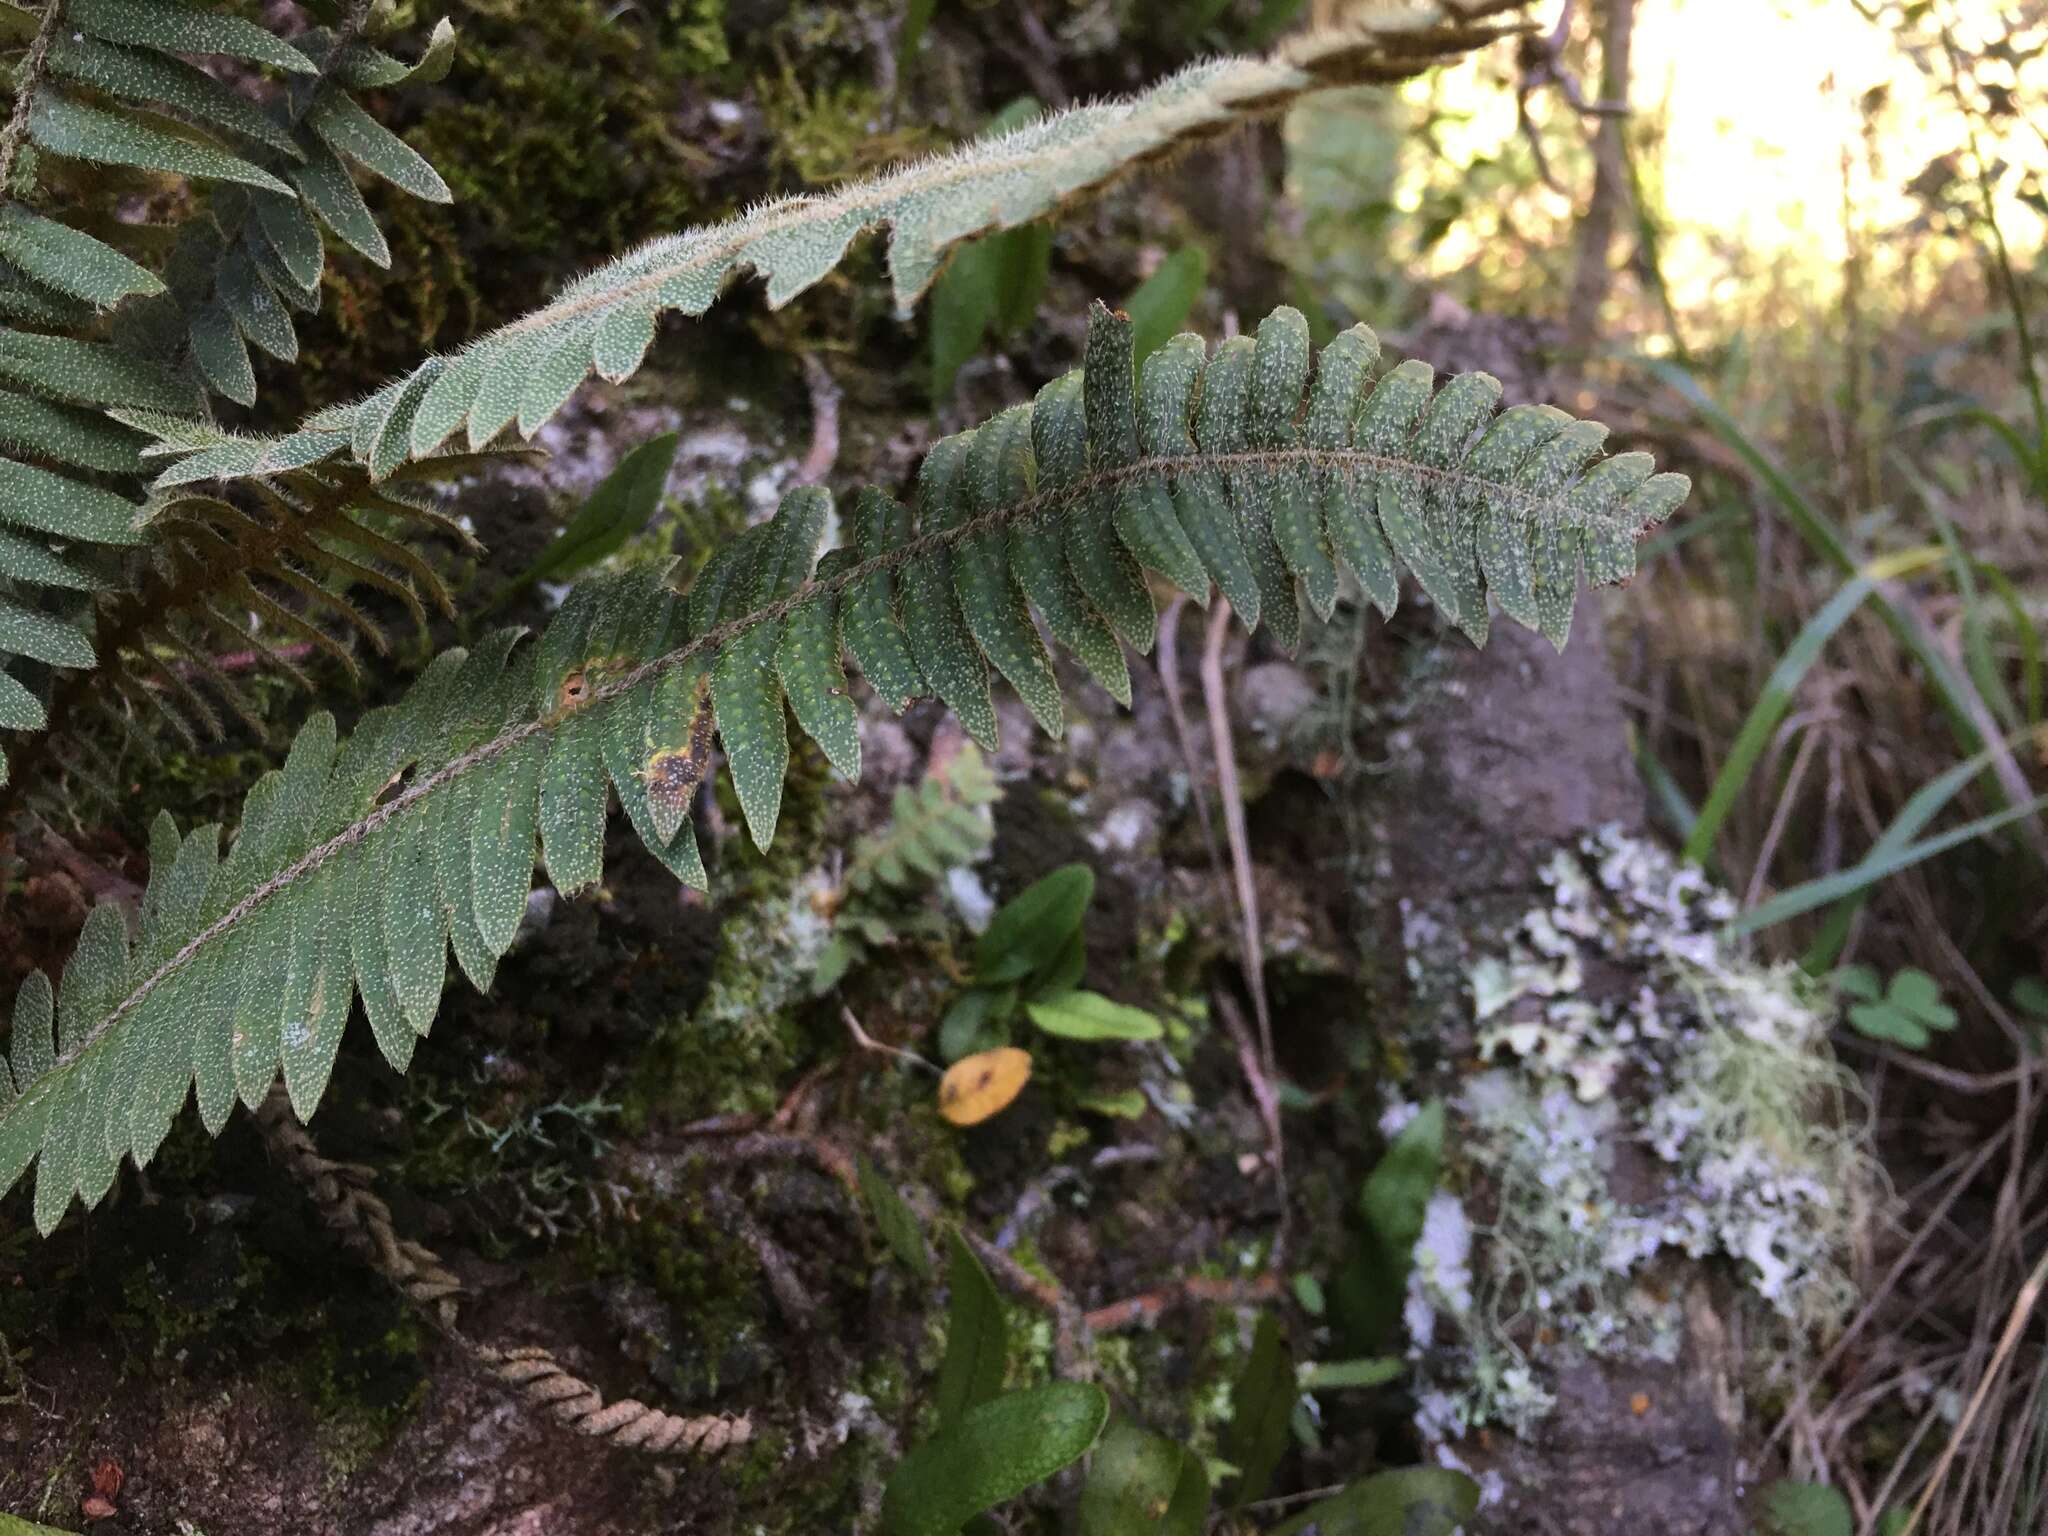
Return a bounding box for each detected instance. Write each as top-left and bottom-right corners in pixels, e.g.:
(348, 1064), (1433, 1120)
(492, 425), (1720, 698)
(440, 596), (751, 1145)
(0, 299), (1688, 1235)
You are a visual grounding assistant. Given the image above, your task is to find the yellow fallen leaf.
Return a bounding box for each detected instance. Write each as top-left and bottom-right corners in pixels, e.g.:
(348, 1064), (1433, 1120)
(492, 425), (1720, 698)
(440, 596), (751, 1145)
(939, 1047), (1032, 1126)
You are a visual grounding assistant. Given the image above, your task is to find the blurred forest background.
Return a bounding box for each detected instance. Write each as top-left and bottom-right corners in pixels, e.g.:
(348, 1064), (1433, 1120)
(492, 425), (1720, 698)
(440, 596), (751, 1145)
(1, 1), (2045, 1534)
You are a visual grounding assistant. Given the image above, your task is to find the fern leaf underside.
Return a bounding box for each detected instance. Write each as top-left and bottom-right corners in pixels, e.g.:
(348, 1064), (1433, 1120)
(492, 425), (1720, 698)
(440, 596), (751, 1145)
(146, 5), (1535, 492)
(0, 300), (1687, 1234)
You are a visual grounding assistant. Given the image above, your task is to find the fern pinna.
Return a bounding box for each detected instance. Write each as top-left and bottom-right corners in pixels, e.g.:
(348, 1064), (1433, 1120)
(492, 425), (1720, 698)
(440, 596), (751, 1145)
(0, 300), (1690, 1234)
(0, 0), (453, 800)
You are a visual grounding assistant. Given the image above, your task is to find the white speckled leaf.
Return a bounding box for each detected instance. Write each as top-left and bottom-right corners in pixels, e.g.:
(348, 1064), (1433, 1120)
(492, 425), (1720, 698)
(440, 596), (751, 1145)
(30, 91), (291, 193)
(0, 205), (163, 310)
(69, 0), (318, 72)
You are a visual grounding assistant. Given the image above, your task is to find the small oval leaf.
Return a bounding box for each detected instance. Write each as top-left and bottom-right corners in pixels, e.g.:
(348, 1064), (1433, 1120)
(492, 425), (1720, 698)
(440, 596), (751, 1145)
(883, 1381), (1110, 1536)
(1025, 990), (1162, 1044)
(939, 1047), (1032, 1127)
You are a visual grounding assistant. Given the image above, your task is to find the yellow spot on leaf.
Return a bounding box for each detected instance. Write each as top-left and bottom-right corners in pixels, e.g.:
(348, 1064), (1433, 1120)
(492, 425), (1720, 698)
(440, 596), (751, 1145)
(939, 1047), (1032, 1127)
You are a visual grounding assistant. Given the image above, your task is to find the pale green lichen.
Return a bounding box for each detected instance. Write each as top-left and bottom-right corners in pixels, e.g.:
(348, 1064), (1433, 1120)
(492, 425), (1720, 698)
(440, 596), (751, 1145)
(1403, 825), (1874, 1440)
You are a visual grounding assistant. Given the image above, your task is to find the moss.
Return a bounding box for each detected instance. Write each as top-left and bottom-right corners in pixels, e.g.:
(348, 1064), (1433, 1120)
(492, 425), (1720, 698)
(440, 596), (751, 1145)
(757, 63), (939, 185)
(573, 1202), (768, 1404)
(622, 737), (836, 1130)
(285, 1311), (431, 1488)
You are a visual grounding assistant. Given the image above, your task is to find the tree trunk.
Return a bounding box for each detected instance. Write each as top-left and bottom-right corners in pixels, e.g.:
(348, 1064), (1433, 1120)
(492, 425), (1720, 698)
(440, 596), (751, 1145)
(1564, 0), (1637, 355)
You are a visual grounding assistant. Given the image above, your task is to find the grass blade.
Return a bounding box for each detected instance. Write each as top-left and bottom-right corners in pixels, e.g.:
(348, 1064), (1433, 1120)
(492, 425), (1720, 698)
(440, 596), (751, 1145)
(1735, 793), (2048, 937)
(1683, 550), (1938, 868)
(1798, 726), (2047, 969)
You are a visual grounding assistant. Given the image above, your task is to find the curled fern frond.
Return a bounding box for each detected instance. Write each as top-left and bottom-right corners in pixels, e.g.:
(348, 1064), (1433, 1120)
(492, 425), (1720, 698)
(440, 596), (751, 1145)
(0, 301), (1688, 1235)
(0, 1), (455, 788)
(150, 4), (1537, 490)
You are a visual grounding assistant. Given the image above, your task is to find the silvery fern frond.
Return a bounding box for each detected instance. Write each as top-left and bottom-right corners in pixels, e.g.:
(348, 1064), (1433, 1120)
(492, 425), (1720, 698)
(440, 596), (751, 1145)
(1, 300), (1687, 1236)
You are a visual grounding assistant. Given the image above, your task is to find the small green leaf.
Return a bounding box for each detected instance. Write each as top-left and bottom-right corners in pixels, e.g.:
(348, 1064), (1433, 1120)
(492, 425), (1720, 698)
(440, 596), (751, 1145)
(1037, 926), (1086, 999)
(1222, 1313), (1293, 1507)
(992, 221), (1052, 335)
(0, 206), (162, 309)
(306, 88), (451, 203)
(1847, 1001), (1931, 1049)
(1025, 990), (1162, 1043)
(930, 234), (1002, 401)
(1266, 1468), (1479, 1536)
(68, 0), (317, 72)
(1756, 1479), (1852, 1536)
(1159, 1450), (1210, 1536)
(882, 1382), (1109, 1536)
(0, 598), (93, 669)
(30, 92), (292, 193)
(927, 97), (1044, 397)
(2013, 976), (2048, 1019)
(289, 137), (391, 268)
(1362, 1100), (1444, 1252)
(1886, 967), (1956, 1028)
(936, 1228), (1009, 1425)
(0, 1510), (83, 1536)
(976, 863), (1092, 986)
(334, 18), (457, 89)
(1077, 1088), (1146, 1119)
(1300, 1357), (1403, 1391)
(858, 1153), (931, 1281)
(1831, 964), (1882, 1002)
(939, 988), (1007, 1063)
(1291, 1273), (1326, 1316)
(1078, 1419), (1193, 1536)
(498, 432), (679, 601)
(1123, 247), (1209, 367)
(49, 32), (302, 158)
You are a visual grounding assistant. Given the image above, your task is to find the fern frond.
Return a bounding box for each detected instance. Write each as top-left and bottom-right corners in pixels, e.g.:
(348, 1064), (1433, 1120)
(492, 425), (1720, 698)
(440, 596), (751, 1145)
(847, 744), (999, 895)
(153, 4), (1537, 490)
(0, 300), (1688, 1234)
(0, 1), (456, 793)
(0, 456), (471, 822)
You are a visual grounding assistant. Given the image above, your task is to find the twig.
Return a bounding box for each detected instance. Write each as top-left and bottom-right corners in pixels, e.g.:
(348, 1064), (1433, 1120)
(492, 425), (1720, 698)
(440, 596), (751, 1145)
(0, 1), (64, 195)
(792, 354), (842, 486)
(1157, 595), (1226, 881)
(1838, 1037), (2043, 1095)
(1896, 1243), (2048, 1536)
(1773, 1127), (2009, 1451)
(842, 1005), (942, 1076)
(1084, 1272), (1281, 1333)
(1199, 601), (1273, 1076)
(1215, 987), (1289, 1265)
(1744, 721), (1823, 911)
(181, 641), (317, 679)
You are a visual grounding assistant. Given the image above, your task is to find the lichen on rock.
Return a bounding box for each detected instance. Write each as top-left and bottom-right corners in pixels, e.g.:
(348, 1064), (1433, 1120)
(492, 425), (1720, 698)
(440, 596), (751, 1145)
(1399, 824), (1874, 1450)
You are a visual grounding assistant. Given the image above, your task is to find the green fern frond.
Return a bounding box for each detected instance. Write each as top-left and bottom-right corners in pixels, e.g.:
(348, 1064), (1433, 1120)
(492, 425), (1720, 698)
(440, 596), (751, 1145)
(0, 1), (456, 792)
(847, 744), (999, 895)
(0, 300), (1688, 1234)
(154, 4), (1536, 489)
